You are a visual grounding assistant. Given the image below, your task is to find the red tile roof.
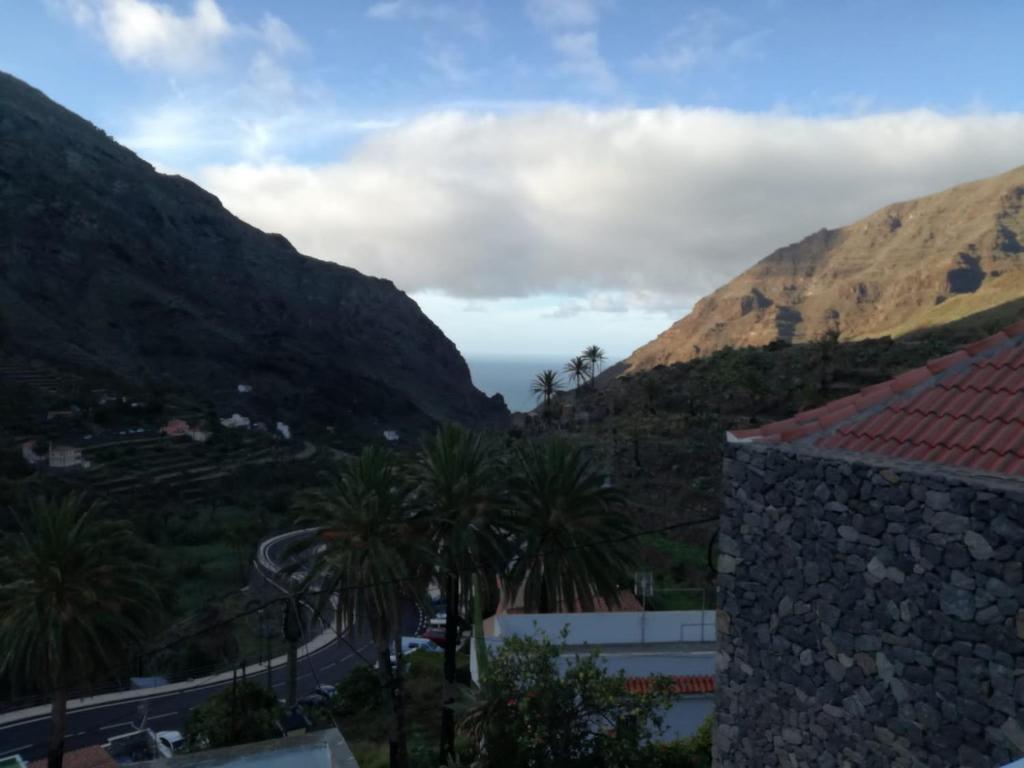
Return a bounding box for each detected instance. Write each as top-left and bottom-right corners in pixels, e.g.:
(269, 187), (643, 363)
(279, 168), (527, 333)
(728, 320), (1024, 478)
(624, 675), (715, 696)
(29, 746), (116, 768)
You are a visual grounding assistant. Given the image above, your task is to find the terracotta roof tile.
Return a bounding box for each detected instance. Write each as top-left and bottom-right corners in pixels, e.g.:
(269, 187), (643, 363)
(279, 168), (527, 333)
(624, 675), (715, 696)
(727, 322), (1024, 479)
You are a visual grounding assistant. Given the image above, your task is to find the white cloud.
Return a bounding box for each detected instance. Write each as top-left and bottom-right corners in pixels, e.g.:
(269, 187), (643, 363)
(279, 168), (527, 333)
(635, 9), (765, 75)
(197, 107), (1024, 313)
(259, 13), (304, 56)
(552, 31), (615, 91)
(366, 1), (487, 37)
(56, 0), (303, 74)
(526, 0), (601, 29)
(96, 0), (232, 73)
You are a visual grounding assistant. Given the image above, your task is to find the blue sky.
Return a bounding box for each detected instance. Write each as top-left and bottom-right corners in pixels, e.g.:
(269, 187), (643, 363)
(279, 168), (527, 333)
(4, 1), (1024, 359)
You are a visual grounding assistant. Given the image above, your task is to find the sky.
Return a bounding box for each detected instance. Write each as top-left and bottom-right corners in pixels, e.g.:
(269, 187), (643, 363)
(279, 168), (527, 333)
(4, 1), (1024, 360)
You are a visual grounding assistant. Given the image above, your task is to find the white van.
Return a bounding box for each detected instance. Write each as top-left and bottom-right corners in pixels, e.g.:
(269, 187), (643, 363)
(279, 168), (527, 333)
(401, 636), (441, 654)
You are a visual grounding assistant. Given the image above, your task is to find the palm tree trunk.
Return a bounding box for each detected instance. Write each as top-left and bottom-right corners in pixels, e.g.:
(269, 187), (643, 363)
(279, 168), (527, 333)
(471, 574), (489, 680)
(376, 647), (402, 768)
(440, 572), (458, 765)
(286, 641), (298, 705)
(391, 639), (410, 768)
(48, 685), (67, 768)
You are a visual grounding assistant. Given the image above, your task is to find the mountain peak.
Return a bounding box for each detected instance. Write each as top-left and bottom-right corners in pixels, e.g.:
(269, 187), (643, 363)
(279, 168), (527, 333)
(624, 164), (1024, 372)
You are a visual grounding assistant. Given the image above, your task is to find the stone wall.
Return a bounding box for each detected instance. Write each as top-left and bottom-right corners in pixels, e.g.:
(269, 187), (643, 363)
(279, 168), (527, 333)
(715, 442), (1024, 768)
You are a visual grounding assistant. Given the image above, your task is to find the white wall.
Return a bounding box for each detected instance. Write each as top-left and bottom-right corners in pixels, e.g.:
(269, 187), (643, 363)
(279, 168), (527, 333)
(493, 610), (716, 645)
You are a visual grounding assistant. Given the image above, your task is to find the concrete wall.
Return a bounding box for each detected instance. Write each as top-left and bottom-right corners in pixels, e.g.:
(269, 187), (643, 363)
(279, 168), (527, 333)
(493, 610), (716, 645)
(716, 442), (1024, 768)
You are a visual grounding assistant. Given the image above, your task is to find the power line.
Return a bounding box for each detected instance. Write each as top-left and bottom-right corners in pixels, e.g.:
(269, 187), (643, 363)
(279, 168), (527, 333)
(5, 513), (719, 709)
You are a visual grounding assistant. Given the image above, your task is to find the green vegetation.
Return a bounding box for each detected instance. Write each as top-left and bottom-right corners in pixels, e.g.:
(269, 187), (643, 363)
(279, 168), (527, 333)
(0, 493), (162, 768)
(297, 426), (642, 767)
(185, 679), (283, 750)
(529, 369), (562, 419)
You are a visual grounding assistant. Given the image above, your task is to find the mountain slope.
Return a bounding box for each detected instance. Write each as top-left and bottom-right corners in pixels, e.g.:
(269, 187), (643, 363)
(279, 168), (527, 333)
(0, 71), (506, 429)
(625, 165), (1024, 372)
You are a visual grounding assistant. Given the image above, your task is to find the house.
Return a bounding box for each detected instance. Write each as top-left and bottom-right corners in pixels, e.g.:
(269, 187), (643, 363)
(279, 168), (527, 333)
(220, 414), (251, 429)
(383, 429), (399, 442)
(161, 419), (190, 438)
(237, 383), (253, 393)
(472, 584), (716, 741)
(276, 422), (291, 440)
(131, 728), (358, 767)
(186, 427), (210, 443)
(48, 441), (90, 469)
(27, 745), (115, 768)
(716, 321), (1024, 768)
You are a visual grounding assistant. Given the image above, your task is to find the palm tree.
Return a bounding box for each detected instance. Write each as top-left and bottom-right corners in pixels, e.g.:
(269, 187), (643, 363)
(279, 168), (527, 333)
(296, 446), (425, 768)
(415, 425), (510, 766)
(531, 369), (562, 421)
(563, 356), (589, 394)
(582, 345), (607, 387)
(506, 440), (637, 613)
(0, 494), (161, 768)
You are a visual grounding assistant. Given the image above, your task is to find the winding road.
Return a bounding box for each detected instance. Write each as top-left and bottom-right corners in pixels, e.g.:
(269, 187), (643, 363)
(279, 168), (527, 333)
(0, 529), (420, 761)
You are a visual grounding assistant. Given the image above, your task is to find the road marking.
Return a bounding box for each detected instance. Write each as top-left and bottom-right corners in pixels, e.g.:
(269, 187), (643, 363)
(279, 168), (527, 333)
(7, 744), (33, 754)
(99, 721), (133, 731)
(147, 711), (178, 720)
(322, 662), (335, 670)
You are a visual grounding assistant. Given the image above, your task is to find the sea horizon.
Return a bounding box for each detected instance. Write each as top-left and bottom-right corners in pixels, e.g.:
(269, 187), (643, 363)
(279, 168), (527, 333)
(465, 352), (623, 413)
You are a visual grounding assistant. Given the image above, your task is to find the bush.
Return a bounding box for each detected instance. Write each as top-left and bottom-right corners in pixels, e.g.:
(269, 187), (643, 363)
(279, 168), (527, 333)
(332, 664), (383, 716)
(644, 714), (713, 768)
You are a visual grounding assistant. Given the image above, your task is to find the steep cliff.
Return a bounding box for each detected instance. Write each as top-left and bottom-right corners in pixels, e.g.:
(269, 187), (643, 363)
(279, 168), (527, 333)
(0, 71), (507, 430)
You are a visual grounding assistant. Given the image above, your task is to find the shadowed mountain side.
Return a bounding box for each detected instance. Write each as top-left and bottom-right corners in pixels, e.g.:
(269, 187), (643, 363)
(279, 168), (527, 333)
(0, 71), (507, 430)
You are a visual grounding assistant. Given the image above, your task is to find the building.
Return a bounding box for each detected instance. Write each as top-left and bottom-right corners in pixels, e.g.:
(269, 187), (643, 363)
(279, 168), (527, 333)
(276, 422), (291, 440)
(382, 429), (399, 442)
(132, 728), (358, 768)
(473, 587), (716, 741)
(716, 321), (1024, 767)
(237, 384), (253, 393)
(161, 419), (190, 438)
(28, 745), (115, 768)
(48, 440), (89, 469)
(220, 414), (251, 429)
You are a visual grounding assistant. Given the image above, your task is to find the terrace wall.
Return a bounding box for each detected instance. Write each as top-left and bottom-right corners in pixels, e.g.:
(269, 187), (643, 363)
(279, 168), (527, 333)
(715, 442), (1024, 768)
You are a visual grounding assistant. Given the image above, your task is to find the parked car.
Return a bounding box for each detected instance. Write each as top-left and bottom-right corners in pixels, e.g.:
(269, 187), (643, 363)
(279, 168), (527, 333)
(313, 683), (336, 699)
(155, 730), (185, 758)
(401, 636), (441, 654)
(298, 691), (330, 709)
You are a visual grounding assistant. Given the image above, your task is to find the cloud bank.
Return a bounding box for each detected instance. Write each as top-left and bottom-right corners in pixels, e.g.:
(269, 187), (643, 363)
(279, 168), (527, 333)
(200, 107), (1024, 309)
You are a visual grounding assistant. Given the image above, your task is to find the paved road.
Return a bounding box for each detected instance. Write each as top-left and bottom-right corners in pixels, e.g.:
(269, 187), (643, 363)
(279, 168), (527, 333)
(0, 529), (422, 761)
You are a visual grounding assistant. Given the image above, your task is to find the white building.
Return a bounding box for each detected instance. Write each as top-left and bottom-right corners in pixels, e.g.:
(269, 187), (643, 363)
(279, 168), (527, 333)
(48, 442), (90, 469)
(383, 429), (400, 442)
(237, 384), (253, 393)
(276, 422), (291, 440)
(220, 414), (251, 429)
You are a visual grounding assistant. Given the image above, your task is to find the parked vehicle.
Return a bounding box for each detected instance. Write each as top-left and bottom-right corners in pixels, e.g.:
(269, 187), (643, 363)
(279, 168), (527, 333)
(401, 636), (441, 654)
(314, 683), (336, 699)
(155, 730), (185, 758)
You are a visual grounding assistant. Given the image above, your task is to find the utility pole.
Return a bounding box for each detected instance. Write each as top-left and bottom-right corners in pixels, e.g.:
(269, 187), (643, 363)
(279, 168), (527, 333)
(283, 595), (304, 706)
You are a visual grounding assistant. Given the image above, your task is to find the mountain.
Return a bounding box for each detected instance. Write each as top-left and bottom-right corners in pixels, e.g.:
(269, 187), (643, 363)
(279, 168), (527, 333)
(624, 165), (1024, 372)
(0, 72), (507, 430)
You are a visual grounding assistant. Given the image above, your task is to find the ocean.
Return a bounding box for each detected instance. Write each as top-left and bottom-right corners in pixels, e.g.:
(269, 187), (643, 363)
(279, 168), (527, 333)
(466, 354), (576, 413)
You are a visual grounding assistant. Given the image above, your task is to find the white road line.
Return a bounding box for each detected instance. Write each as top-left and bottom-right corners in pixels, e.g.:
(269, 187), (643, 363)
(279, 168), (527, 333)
(147, 711), (177, 720)
(99, 721), (133, 731)
(7, 744), (33, 754)
(322, 662), (335, 670)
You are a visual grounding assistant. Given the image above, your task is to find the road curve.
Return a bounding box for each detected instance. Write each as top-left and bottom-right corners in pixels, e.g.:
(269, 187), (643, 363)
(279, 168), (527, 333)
(0, 528), (390, 761)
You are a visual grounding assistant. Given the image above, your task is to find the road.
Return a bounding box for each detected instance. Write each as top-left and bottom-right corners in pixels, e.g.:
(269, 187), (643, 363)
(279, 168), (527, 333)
(0, 530), (422, 761)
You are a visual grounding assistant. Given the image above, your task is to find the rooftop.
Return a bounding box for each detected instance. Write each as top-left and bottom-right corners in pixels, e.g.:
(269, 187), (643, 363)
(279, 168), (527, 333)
(730, 320), (1024, 478)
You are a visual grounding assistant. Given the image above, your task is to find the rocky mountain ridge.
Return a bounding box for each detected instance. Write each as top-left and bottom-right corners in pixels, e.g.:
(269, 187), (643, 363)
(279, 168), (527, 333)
(0, 71), (507, 431)
(625, 165), (1024, 372)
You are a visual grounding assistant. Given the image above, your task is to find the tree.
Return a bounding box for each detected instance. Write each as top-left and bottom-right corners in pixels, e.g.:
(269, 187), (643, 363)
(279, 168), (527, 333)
(582, 345), (607, 386)
(295, 446), (426, 768)
(0, 493), (161, 768)
(563, 356), (589, 394)
(506, 440), (636, 613)
(185, 679), (282, 750)
(456, 630), (676, 768)
(415, 425), (510, 766)
(530, 370), (562, 422)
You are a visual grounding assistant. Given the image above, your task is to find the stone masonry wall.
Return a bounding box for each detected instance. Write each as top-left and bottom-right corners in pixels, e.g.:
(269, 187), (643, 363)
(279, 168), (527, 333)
(714, 442), (1024, 768)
